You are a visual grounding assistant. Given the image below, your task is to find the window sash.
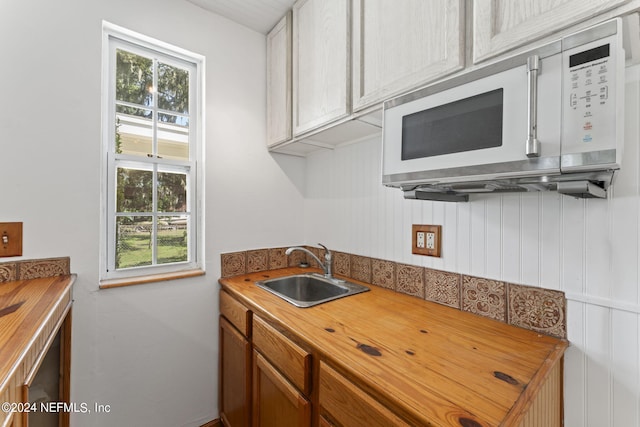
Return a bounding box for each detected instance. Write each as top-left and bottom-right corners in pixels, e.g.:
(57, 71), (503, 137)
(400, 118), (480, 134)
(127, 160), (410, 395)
(102, 22), (203, 280)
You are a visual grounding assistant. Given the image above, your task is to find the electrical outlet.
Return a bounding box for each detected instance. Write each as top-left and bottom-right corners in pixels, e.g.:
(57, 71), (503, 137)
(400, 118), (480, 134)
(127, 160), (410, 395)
(0, 222), (23, 257)
(412, 224), (441, 257)
(426, 232), (435, 250)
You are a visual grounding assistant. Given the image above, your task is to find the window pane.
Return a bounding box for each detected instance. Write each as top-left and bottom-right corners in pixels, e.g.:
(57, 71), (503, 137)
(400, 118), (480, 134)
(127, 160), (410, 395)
(116, 216), (152, 269)
(116, 49), (153, 106)
(117, 167), (153, 212)
(157, 62), (189, 114)
(116, 106), (153, 156)
(158, 170), (187, 212)
(157, 216), (188, 264)
(158, 113), (189, 160)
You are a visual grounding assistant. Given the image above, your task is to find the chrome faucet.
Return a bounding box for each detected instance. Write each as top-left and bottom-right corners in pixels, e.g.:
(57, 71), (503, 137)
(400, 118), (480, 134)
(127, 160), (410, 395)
(285, 243), (333, 278)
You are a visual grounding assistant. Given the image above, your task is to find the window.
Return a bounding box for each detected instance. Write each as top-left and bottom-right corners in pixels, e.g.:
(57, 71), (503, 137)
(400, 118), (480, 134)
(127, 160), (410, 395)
(101, 22), (204, 284)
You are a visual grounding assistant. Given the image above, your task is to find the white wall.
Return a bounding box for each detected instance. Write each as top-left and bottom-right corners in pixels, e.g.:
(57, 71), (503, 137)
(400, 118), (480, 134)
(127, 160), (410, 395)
(0, 1), (304, 426)
(304, 67), (640, 426)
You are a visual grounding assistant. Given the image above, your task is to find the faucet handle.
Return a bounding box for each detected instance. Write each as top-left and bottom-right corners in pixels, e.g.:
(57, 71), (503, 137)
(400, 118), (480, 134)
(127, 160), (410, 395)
(318, 243), (333, 260)
(317, 243), (333, 278)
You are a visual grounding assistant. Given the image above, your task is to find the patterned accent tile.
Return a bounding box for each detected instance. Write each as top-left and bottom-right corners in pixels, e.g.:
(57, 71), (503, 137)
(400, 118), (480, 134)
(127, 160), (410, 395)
(268, 248), (288, 270)
(221, 252), (246, 278)
(396, 264), (425, 298)
(462, 275), (506, 322)
(371, 258), (395, 290)
(508, 283), (566, 339)
(18, 257), (70, 280)
(333, 252), (350, 277)
(351, 255), (372, 283)
(247, 249), (268, 273)
(0, 262), (17, 283)
(425, 268), (461, 308)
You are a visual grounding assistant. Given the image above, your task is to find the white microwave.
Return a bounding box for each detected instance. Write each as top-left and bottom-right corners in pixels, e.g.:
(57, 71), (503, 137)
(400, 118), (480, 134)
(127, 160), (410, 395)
(382, 18), (626, 201)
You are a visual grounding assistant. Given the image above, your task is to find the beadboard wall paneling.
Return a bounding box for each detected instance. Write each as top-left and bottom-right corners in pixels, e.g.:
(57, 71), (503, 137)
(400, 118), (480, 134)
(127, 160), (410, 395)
(303, 65), (640, 425)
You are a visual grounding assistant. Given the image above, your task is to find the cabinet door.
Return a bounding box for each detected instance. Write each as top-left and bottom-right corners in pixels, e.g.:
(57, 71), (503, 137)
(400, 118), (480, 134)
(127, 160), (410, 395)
(267, 12), (292, 147)
(253, 351), (311, 427)
(473, 0), (628, 63)
(293, 0), (350, 136)
(219, 317), (251, 427)
(352, 0), (464, 111)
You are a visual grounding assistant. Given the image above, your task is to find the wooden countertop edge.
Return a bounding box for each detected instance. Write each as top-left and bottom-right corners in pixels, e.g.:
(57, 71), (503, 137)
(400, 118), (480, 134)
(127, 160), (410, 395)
(219, 268), (569, 426)
(501, 339), (569, 426)
(0, 274), (76, 394)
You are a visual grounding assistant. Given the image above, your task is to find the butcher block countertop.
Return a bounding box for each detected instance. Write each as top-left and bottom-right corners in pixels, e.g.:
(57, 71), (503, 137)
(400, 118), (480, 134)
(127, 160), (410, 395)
(0, 274), (75, 424)
(220, 267), (569, 427)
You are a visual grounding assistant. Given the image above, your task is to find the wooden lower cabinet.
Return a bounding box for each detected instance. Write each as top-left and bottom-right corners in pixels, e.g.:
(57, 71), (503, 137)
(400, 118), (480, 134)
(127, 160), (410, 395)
(219, 294), (312, 427)
(219, 317), (251, 427)
(252, 351), (311, 427)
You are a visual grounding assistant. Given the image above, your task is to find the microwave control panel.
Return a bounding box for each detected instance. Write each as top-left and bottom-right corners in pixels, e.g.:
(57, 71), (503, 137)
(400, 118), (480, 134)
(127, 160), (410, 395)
(562, 23), (622, 168)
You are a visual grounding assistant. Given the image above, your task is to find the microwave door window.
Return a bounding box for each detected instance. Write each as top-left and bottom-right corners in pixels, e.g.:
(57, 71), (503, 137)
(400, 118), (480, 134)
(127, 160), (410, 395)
(401, 88), (504, 161)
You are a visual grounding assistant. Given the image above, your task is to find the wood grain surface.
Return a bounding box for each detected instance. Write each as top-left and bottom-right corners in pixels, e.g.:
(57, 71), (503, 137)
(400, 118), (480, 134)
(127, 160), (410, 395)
(220, 268), (568, 426)
(0, 274), (75, 426)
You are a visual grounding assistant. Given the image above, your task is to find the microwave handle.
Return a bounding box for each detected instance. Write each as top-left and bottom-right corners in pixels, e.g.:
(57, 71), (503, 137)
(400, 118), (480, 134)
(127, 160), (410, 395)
(526, 55), (540, 157)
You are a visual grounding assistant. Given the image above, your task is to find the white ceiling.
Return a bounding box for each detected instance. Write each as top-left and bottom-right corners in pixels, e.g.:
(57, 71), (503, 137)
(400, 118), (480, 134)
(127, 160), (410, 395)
(187, 0), (296, 34)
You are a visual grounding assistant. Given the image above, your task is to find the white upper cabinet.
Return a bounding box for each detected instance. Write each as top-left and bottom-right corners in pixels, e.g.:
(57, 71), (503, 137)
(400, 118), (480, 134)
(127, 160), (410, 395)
(292, 0), (350, 136)
(473, 0), (629, 63)
(267, 13), (292, 147)
(352, 0), (465, 111)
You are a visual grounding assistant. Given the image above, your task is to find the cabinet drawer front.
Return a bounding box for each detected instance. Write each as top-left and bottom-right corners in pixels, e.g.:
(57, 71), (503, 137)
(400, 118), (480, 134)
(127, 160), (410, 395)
(253, 315), (311, 395)
(319, 362), (410, 427)
(220, 290), (251, 337)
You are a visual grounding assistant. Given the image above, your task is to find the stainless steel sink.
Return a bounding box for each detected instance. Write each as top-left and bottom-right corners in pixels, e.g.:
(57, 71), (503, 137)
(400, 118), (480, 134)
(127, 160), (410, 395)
(255, 273), (369, 308)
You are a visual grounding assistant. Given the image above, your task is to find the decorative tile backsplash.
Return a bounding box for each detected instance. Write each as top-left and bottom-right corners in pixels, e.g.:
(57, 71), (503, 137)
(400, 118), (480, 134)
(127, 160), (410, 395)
(221, 247), (567, 339)
(0, 257), (71, 283)
(351, 255), (372, 283)
(371, 258), (395, 290)
(333, 252), (350, 277)
(508, 284), (566, 339)
(396, 263), (425, 299)
(462, 275), (507, 322)
(425, 269), (460, 309)
(0, 263), (18, 282)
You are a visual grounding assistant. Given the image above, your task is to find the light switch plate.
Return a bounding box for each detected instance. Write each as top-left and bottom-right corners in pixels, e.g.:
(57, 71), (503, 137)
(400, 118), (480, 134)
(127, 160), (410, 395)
(412, 224), (441, 257)
(0, 222), (23, 257)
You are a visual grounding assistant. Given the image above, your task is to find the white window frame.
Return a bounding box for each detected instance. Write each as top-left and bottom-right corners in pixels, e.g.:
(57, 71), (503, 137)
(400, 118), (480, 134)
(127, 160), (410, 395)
(100, 21), (205, 283)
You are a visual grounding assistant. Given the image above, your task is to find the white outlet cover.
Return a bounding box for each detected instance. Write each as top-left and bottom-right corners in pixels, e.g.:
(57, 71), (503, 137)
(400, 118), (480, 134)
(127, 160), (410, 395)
(426, 232), (435, 249)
